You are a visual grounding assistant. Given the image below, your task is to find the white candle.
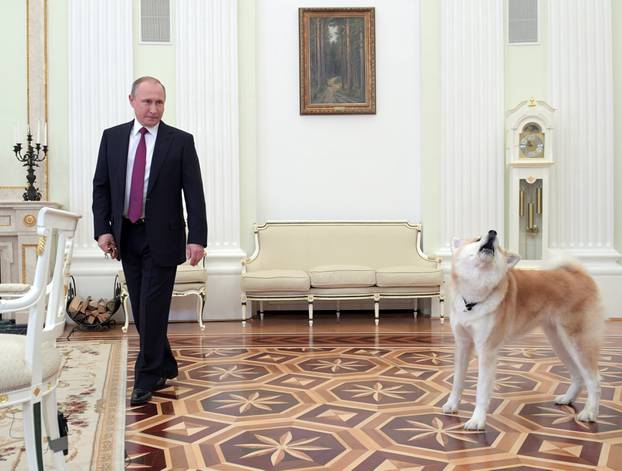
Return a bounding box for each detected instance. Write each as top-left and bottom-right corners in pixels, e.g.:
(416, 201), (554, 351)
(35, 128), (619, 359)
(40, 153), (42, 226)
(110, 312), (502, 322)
(13, 123), (17, 144)
(44, 122), (48, 146)
(37, 121), (41, 143)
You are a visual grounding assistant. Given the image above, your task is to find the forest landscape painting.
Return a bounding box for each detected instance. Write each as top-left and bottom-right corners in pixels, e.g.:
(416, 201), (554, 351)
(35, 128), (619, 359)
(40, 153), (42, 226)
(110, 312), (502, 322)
(299, 8), (376, 114)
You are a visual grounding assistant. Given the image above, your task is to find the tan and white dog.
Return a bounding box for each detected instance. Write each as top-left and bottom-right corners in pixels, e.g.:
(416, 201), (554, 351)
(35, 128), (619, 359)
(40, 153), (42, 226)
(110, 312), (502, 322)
(442, 230), (603, 430)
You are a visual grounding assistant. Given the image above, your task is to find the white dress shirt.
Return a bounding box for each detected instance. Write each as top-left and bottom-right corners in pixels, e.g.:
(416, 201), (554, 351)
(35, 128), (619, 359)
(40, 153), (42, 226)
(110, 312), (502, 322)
(123, 120), (159, 218)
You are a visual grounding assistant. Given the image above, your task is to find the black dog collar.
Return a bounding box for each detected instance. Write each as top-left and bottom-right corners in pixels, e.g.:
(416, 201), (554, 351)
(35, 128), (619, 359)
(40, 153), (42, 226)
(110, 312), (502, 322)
(463, 297), (478, 311)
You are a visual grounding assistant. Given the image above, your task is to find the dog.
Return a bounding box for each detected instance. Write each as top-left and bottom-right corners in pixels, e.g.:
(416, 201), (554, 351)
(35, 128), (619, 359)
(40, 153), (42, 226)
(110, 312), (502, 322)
(442, 230), (603, 430)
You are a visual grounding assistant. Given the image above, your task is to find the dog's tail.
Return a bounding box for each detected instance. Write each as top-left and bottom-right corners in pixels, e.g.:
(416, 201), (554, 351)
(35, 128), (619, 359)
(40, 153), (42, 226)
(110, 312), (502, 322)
(547, 252), (605, 323)
(544, 252), (585, 272)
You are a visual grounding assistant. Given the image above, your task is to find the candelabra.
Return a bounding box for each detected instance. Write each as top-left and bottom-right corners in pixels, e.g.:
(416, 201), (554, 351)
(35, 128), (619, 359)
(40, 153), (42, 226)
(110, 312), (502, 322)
(12, 129), (47, 201)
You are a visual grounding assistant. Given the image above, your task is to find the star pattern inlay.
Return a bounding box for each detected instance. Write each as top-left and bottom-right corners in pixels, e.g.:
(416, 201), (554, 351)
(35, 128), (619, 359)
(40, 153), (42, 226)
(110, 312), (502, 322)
(236, 431), (330, 466)
(396, 417), (484, 447)
(213, 391), (288, 413)
(343, 382), (413, 402)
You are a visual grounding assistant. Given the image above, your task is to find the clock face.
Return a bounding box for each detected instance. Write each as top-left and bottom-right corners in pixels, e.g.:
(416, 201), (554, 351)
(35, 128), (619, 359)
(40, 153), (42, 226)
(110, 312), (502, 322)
(519, 132), (545, 158)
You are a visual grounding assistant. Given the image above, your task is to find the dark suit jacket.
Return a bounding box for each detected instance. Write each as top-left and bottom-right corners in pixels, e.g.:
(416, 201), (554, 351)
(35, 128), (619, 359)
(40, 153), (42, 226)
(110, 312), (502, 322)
(92, 120), (207, 266)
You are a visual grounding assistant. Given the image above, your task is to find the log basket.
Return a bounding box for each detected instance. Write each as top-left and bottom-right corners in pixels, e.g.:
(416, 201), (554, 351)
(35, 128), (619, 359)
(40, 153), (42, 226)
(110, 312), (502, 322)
(65, 275), (121, 338)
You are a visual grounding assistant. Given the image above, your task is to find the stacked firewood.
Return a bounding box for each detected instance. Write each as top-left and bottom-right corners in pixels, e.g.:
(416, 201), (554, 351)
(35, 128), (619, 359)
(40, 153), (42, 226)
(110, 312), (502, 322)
(67, 296), (117, 325)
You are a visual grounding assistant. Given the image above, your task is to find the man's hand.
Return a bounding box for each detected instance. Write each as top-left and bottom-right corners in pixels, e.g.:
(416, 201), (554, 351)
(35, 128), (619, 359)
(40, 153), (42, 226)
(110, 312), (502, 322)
(97, 233), (118, 259)
(186, 243), (205, 266)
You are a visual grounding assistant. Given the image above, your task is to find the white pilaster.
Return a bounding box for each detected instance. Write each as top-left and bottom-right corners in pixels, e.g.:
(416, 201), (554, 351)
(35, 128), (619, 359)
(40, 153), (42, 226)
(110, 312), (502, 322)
(67, 0), (132, 281)
(176, 0), (244, 320)
(548, 0), (621, 316)
(438, 0), (504, 266)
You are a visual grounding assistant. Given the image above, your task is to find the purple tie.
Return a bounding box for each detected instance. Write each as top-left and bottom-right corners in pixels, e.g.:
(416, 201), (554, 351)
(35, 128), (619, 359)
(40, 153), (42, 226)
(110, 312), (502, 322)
(128, 127), (148, 223)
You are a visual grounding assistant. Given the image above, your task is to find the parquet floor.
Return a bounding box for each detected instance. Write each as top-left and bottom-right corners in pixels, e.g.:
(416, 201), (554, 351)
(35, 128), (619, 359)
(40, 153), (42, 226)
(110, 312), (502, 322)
(118, 316), (622, 470)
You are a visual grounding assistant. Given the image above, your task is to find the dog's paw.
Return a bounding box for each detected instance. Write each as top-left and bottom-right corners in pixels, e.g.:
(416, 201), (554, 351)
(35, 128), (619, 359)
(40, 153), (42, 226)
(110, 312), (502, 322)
(463, 414), (486, 430)
(577, 407), (598, 423)
(555, 394), (574, 405)
(442, 400), (459, 414)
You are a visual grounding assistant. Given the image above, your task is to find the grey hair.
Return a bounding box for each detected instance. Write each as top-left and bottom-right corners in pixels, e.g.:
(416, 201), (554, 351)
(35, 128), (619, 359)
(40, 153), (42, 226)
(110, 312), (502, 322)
(130, 76), (166, 99)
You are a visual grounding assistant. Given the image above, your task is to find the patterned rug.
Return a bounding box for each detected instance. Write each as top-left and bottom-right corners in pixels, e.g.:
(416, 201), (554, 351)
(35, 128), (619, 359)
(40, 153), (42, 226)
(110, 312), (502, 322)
(0, 339), (127, 470)
(125, 331), (622, 470)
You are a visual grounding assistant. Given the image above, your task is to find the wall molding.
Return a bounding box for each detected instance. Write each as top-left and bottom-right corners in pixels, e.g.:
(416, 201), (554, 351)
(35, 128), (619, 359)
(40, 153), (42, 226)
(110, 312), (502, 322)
(26, 0), (48, 199)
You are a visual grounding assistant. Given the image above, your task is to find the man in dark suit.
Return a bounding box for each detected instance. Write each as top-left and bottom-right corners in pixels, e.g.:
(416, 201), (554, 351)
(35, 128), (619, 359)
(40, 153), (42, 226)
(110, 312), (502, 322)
(92, 76), (207, 405)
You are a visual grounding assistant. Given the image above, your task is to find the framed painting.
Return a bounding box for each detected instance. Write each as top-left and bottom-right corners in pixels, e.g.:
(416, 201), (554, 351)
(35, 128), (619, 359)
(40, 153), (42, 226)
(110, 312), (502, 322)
(299, 8), (376, 115)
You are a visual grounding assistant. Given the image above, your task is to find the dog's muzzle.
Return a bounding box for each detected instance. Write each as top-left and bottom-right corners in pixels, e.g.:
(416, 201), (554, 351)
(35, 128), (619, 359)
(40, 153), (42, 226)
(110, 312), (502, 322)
(479, 230), (497, 255)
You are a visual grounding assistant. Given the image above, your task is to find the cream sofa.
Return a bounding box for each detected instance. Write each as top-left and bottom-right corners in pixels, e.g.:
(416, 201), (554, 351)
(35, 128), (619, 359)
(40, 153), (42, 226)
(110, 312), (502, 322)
(241, 221), (444, 326)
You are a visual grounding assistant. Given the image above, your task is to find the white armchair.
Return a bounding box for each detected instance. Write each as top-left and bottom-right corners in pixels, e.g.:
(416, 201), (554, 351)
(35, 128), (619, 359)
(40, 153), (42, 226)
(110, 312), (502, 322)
(0, 208), (80, 471)
(118, 254), (208, 332)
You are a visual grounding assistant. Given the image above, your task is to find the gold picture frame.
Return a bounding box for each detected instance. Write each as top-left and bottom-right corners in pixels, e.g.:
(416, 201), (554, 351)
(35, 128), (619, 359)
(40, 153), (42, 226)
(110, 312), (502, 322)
(299, 8), (376, 115)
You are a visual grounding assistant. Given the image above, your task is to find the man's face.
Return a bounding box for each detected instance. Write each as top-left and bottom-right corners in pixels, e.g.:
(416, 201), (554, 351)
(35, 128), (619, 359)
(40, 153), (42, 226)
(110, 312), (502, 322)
(129, 81), (165, 127)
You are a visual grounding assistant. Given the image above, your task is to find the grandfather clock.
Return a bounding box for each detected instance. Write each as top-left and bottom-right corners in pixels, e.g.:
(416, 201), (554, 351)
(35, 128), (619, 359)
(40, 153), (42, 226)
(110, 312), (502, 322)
(506, 99), (556, 264)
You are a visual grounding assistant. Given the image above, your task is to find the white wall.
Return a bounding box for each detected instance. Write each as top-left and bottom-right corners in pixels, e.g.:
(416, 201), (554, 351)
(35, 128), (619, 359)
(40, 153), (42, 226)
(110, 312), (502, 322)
(255, 0), (421, 222)
(616, 0), (622, 256)
(0, 1), (27, 190)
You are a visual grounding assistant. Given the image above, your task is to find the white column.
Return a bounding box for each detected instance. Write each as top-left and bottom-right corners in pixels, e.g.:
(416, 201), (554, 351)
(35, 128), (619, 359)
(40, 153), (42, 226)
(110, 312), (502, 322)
(177, 0), (244, 320)
(438, 0), (504, 265)
(67, 0), (132, 280)
(548, 0), (617, 258)
(548, 0), (621, 316)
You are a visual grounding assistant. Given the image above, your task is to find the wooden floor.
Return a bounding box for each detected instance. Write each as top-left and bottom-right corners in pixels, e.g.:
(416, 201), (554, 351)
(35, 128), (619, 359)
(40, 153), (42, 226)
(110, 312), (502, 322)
(72, 313), (622, 470)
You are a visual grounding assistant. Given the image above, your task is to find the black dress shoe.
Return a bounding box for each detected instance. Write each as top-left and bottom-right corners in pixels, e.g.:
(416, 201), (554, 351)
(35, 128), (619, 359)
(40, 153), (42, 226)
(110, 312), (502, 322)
(130, 388), (153, 406)
(153, 377), (168, 391)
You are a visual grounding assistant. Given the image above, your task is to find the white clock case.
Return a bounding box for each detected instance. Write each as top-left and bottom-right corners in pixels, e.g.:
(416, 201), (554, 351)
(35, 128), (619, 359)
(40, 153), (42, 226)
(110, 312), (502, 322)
(505, 100), (556, 265)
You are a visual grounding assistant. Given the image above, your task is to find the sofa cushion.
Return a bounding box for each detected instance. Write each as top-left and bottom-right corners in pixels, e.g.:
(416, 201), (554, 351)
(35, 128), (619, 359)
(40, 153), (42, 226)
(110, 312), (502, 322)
(376, 265), (443, 287)
(174, 265), (208, 284)
(242, 270), (310, 292)
(309, 265), (376, 288)
(118, 265), (207, 285)
(172, 282), (207, 292)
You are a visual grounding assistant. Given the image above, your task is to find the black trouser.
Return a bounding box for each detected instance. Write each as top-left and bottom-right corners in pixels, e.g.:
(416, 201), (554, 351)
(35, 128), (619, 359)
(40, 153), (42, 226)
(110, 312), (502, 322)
(121, 218), (178, 390)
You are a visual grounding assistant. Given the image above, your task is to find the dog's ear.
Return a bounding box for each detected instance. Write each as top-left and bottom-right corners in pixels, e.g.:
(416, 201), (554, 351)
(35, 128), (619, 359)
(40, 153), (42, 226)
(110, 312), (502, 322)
(451, 238), (462, 253)
(506, 252), (520, 267)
